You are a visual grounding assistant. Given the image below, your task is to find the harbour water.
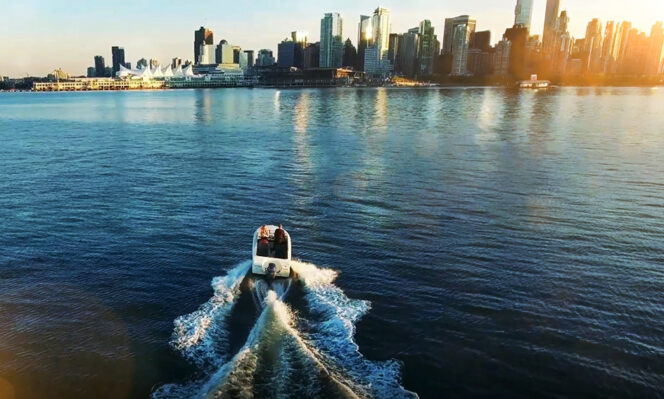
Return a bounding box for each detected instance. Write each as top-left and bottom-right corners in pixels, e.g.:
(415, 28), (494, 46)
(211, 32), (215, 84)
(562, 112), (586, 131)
(1, 87), (663, 398)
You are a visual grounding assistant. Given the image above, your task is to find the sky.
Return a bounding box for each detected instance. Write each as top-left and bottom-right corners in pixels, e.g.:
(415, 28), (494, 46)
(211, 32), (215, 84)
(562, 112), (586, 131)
(1, 0), (663, 77)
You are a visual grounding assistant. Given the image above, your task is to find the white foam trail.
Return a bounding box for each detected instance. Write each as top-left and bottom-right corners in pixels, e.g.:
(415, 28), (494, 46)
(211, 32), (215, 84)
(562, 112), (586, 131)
(170, 261), (250, 370)
(291, 260), (419, 399)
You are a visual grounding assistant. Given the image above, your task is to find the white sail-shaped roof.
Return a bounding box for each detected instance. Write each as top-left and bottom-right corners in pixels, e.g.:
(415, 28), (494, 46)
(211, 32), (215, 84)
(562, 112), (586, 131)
(137, 67), (153, 79)
(183, 64), (196, 77)
(173, 65), (184, 78)
(117, 64), (136, 78)
(162, 65), (174, 77)
(151, 66), (164, 78)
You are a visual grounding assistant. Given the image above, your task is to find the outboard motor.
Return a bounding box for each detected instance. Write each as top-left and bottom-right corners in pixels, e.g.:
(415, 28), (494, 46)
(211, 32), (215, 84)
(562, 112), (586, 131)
(266, 263), (277, 280)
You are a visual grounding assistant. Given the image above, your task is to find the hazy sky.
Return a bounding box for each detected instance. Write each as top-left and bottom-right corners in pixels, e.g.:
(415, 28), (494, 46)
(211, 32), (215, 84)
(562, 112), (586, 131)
(1, 0), (662, 77)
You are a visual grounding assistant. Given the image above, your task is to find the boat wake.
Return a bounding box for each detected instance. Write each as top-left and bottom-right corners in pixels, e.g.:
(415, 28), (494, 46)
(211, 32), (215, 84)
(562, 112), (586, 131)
(153, 260), (417, 399)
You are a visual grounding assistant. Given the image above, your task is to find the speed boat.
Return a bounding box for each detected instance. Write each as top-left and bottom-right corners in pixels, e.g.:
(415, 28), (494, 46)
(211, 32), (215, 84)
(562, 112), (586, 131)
(252, 225), (292, 279)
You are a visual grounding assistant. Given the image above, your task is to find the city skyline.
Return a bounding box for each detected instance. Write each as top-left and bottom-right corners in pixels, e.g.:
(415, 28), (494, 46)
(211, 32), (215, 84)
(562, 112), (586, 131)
(1, 0), (662, 77)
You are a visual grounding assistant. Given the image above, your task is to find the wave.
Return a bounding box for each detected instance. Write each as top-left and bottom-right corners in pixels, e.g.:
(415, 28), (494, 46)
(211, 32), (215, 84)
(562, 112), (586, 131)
(154, 260), (417, 399)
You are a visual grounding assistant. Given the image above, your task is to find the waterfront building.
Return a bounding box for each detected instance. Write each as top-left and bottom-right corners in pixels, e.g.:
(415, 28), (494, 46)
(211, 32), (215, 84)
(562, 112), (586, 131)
(94, 56), (106, 77)
(551, 11), (573, 74)
(137, 58), (148, 69)
(470, 30), (491, 52)
(48, 68), (69, 81)
(601, 21), (623, 73)
(244, 50), (255, 68)
(467, 48), (492, 76)
(357, 15), (372, 71)
(445, 16), (476, 76)
(198, 43), (215, 65)
(388, 33), (400, 67)
(194, 27), (214, 65)
(172, 58), (183, 69)
(647, 22), (664, 75)
(149, 59), (160, 69)
(514, 0), (534, 31)
(443, 15), (477, 55)
(278, 39), (302, 68)
(320, 12), (343, 68)
(342, 39), (357, 68)
(292, 31), (308, 46)
(87, 67), (96, 78)
(303, 43), (320, 69)
(257, 49), (275, 67)
(542, 0), (560, 56)
(494, 39), (512, 76)
(418, 20), (439, 76)
(584, 19), (604, 73)
(503, 25), (530, 79)
(364, 7), (392, 76)
(397, 28), (420, 77)
(214, 40), (234, 65)
(111, 46), (126, 76)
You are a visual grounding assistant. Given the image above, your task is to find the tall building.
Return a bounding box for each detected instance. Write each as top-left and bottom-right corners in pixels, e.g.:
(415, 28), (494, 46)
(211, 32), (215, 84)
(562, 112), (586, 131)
(443, 15), (477, 54)
(149, 59), (160, 69)
(256, 49), (275, 67)
(94, 56), (106, 77)
(137, 58), (148, 69)
(278, 39), (304, 68)
(584, 19), (603, 72)
(418, 20), (439, 76)
(503, 25), (530, 78)
(364, 7), (392, 75)
(543, 0), (560, 54)
(514, 0), (534, 30)
(172, 57), (183, 69)
(320, 12), (343, 68)
(214, 40), (234, 65)
(647, 22), (664, 75)
(292, 31), (308, 46)
(388, 33), (401, 66)
(470, 31), (491, 51)
(87, 67), (96, 78)
(342, 39), (357, 68)
(551, 11), (572, 74)
(443, 16), (477, 76)
(244, 50), (255, 68)
(111, 46), (126, 76)
(194, 27), (214, 65)
(494, 39), (512, 76)
(357, 15), (372, 71)
(601, 21), (623, 73)
(397, 28), (420, 77)
(303, 43), (320, 69)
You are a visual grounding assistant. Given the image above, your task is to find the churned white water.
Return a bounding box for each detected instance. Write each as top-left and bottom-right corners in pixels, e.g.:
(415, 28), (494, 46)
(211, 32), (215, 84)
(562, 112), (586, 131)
(154, 260), (417, 399)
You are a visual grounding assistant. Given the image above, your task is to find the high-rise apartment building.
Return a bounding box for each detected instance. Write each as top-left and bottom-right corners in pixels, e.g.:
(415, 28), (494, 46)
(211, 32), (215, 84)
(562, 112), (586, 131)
(111, 46), (126, 76)
(514, 0), (534, 30)
(602, 21), (624, 73)
(256, 49), (275, 67)
(364, 7), (392, 75)
(443, 16), (477, 76)
(647, 22), (664, 75)
(244, 50), (255, 68)
(543, 0), (560, 55)
(194, 27), (214, 65)
(357, 15), (372, 71)
(320, 13), (343, 68)
(418, 20), (438, 76)
(94, 56), (106, 77)
(397, 28), (420, 77)
(584, 19), (604, 72)
(292, 31), (308, 46)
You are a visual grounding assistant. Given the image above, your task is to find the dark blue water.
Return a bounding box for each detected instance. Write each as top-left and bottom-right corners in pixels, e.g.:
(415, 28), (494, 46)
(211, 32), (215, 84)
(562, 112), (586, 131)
(1, 87), (663, 399)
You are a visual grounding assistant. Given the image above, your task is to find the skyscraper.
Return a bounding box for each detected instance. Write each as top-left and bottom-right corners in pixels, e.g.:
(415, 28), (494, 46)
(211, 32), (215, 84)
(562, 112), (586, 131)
(137, 58), (148, 70)
(397, 28), (419, 77)
(244, 50), (255, 68)
(601, 21), (624, 73)
(342, 39), (357, 68)
(418, 20), (439, 76)
(194, 27), (214, 65)
(292, 31), (308, 46)
(584, 19), (604, 72)
(543, 0), (560, 54)
(94, 56), (106, 77)
(443, 16), (477, 54)
(514, 0), (534, 30)
(111, 46), (126, 76)
(320, 13), (343, 68)
(357, 15), (372, 71)
(443, 16), (476, 76)
(647, 22), (664, 75)
(364, 7), (392, 75)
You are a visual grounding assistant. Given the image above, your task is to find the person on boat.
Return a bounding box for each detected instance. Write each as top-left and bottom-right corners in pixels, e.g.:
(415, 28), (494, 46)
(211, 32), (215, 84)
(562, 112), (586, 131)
(257, 225), (270, 257)
(273, 224), (287, 259)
